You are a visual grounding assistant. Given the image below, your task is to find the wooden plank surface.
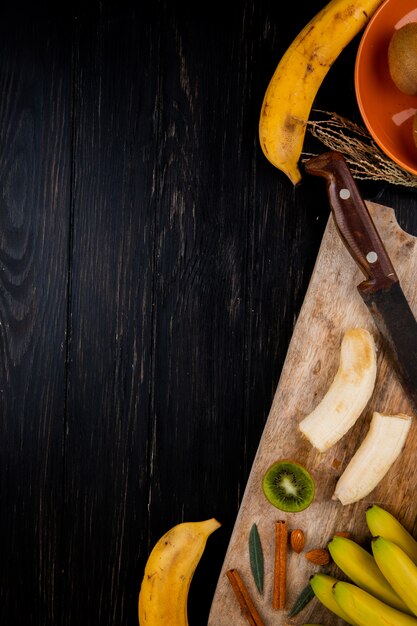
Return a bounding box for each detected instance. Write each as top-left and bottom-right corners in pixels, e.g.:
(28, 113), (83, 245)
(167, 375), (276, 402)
(0, 17), (72, 626)
(63, 8), (159, 625)
(1, 2), (417, 626)
(209, 201), (417, 625)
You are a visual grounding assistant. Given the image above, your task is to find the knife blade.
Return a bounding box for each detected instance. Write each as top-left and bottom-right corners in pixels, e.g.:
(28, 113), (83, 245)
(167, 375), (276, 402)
(304, 150), (417, 414)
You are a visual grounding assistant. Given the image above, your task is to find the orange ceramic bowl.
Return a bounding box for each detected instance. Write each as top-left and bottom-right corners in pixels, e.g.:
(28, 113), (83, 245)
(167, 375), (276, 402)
(355, 0), (417, 175)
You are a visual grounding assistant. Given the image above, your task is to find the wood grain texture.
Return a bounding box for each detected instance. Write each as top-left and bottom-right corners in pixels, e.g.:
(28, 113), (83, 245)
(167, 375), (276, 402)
(0, 19), (72, 626)
(209, 202), (417, 625)
(148, 10), (256, 620)
(63, 8), (161, 625)
(2, 2), (417, 626)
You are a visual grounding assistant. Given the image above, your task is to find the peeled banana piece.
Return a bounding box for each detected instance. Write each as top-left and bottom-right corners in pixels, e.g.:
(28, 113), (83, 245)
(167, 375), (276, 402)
(259, 0), (384, 184)
(332, 411), (412, 505)
(366, 504), (417, 564)
(138, 518), (221, 626)
(298, 328), (377, 452)
(333, 580), (417, 625)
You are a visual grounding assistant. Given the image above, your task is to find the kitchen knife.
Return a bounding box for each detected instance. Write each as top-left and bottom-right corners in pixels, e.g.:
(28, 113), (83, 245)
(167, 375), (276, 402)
(305, 150), (417, 414)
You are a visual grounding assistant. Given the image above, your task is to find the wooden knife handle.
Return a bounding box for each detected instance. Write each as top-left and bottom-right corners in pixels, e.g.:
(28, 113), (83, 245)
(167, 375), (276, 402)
(304, 151), (398, 293)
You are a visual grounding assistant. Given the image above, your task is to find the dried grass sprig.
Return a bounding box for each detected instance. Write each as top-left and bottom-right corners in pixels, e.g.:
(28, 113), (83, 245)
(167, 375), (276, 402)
(303, 110), (417, 188)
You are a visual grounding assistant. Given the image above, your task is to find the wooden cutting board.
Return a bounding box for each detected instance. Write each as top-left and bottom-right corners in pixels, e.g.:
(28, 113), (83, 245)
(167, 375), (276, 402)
(208, 201), (417, 626)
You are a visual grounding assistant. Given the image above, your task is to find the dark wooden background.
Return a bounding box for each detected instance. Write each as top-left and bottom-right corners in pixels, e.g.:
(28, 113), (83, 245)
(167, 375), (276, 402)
(1, 1), (417, 625)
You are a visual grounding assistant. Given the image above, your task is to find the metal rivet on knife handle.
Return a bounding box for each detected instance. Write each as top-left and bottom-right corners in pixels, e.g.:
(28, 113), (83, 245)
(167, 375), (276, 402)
(304, 151), (398, 294)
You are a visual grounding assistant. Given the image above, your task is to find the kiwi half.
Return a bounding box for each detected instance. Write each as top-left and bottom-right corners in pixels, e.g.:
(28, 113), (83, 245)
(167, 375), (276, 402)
(262, 460), (315, 512)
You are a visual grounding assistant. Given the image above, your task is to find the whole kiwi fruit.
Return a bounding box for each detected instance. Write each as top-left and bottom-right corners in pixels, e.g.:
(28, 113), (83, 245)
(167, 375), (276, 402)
(388, 23), (417, 95)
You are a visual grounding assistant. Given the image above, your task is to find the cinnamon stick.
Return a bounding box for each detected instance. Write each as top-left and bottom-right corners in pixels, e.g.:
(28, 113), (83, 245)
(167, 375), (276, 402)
(226, 568), (265, 626)
(273, 519), (288, 609)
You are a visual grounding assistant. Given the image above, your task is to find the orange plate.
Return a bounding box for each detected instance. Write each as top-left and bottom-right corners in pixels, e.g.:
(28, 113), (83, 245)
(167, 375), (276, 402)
(355, 0), (417, 175)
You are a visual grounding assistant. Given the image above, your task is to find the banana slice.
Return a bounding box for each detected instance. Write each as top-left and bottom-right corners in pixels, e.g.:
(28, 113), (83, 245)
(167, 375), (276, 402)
(298, 328), (377, 452)
(333, 412), (412, 505)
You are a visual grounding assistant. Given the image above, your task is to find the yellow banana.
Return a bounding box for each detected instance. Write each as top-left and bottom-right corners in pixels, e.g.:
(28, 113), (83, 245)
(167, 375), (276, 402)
(333, 580), (417, 625)
(258, 0), (384, 185)
(298, 328), (377, 452)
(138, 518), (221, 625)
(366, 504), (417, 564)
(372, 536), (417, 617)
(327, 535), (411, 613)
(309, 573), (357, 625)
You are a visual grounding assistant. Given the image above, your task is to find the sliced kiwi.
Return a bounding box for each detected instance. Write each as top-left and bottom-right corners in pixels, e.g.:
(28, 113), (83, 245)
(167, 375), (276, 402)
(262, 460), (315, 512)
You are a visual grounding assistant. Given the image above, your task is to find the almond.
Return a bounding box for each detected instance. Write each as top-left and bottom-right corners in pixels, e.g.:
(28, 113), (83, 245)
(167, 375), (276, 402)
(290, 529), (305, 553)
(334, 531), (351, 538)
(305, 548), (331, 566)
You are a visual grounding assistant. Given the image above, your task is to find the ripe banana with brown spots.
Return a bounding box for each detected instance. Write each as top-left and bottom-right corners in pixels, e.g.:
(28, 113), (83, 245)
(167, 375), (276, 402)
(138, 518), (221, 625)
(259, 0), (384, 185)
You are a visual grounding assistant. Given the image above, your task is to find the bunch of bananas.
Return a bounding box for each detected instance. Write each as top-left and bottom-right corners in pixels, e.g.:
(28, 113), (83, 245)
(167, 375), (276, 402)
(138, 518), (221, 625)
(310, 505), (417, 624)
